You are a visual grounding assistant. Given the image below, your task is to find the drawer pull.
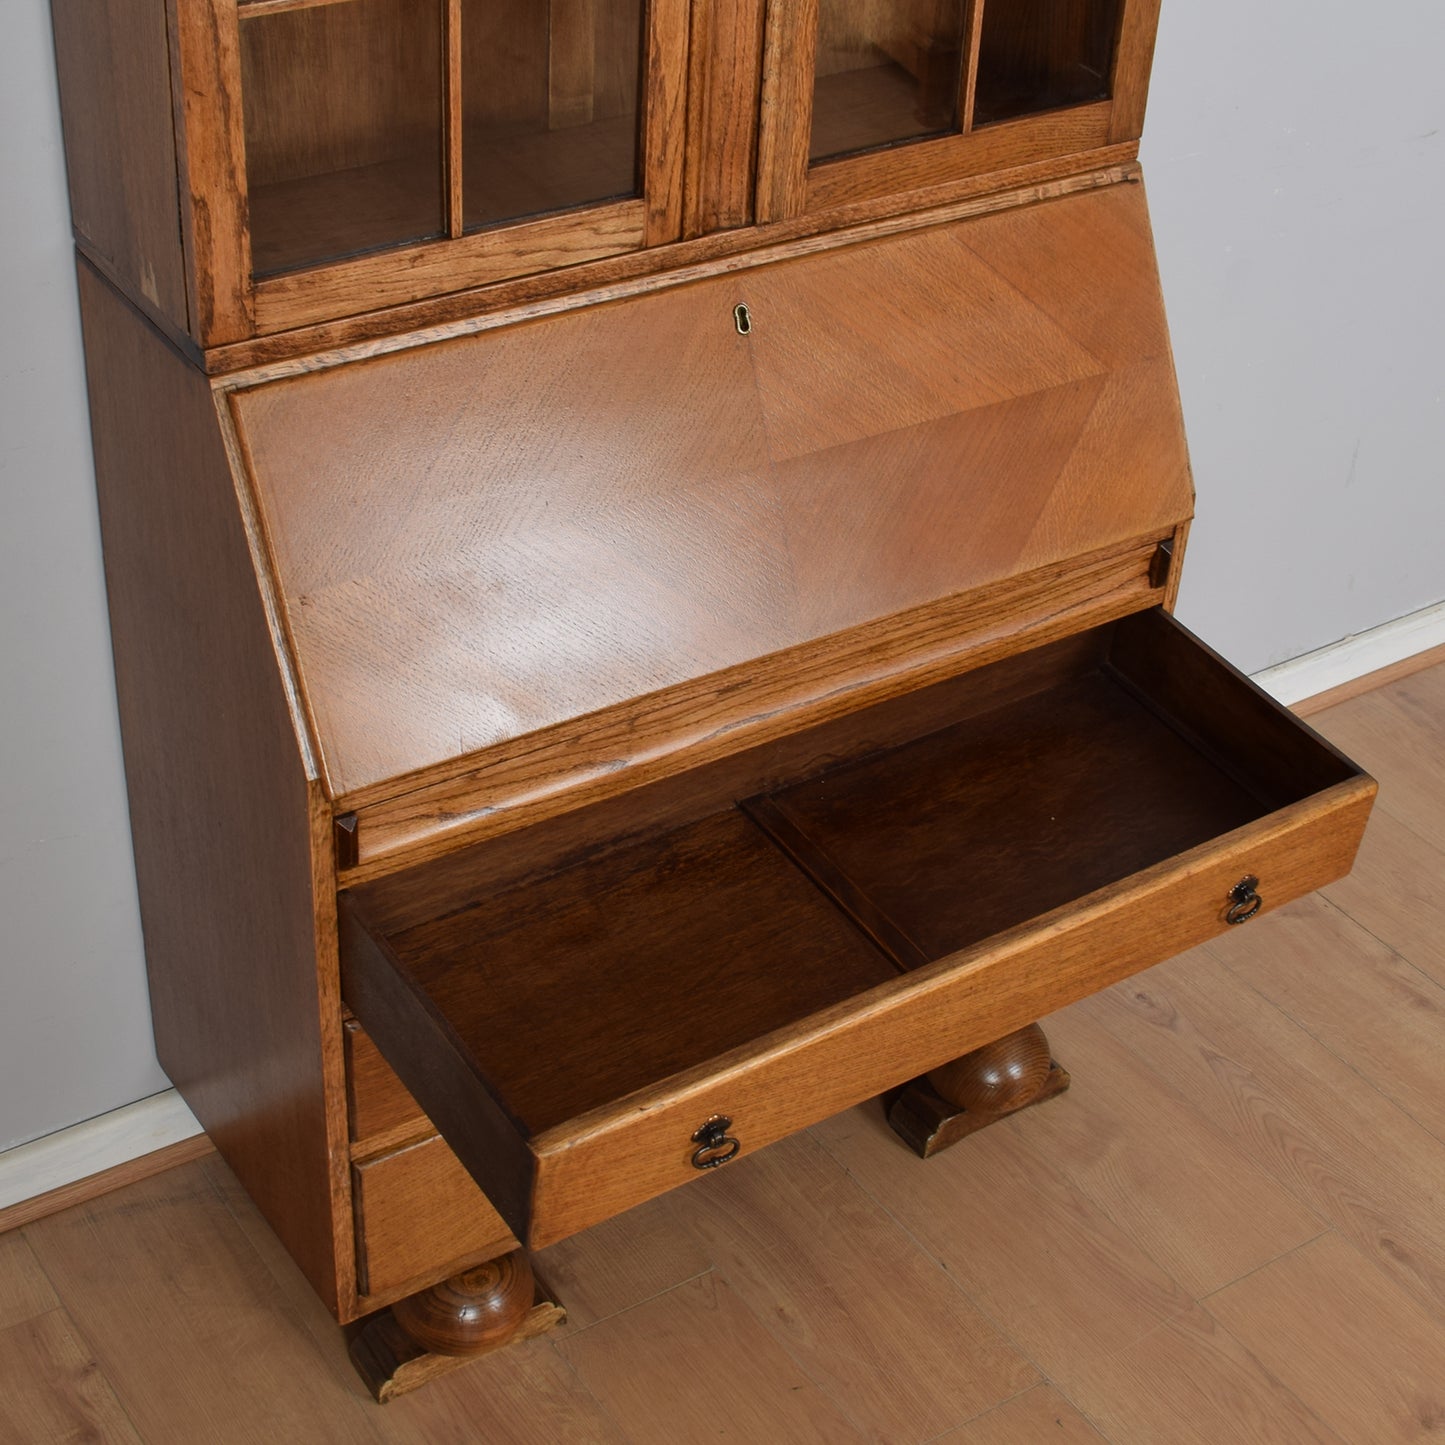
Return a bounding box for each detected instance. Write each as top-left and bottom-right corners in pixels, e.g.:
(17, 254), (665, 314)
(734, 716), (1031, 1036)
(691, 1115), (740, 1170)
(1225, 875), (1263, 925)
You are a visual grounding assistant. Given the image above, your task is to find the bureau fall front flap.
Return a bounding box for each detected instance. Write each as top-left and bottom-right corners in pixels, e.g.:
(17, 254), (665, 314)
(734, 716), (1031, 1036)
(228, 180), (1192, 809)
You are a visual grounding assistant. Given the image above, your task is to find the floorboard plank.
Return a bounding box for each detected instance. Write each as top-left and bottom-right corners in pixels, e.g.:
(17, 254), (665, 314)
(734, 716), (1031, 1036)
(1309, 685), (1445, 854)
(0, 1229), (59, 1329)
(1082, 949), (1445, 1325)
(934, 1385), (1108, 1443)
(1207, 893), (1445, 1141)
(24, 1162), (383, 1445)
(811, 1101), (1194, 1382)
(1059, 1299), (1346, 1444)
(1208, 1232), (1445, 1443)
(0, 1309), (144, 1445)
(535, 1188), (711, 1332)
(1321, 806), (1445, 990)
(1023, 1007), (1324, 1296)
(368, 1338), (632, 1445)
(668, 1131), (1037, 1441)
(557, 1273), (866, 1444)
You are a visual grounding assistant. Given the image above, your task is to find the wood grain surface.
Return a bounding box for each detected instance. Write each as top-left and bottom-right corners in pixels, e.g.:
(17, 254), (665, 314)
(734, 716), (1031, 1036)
(344, 1019), (426, 1145)
(556, 1273), (866, 1443)
(0, 1312), (143, 1445)
(1056, 1300), (1348, 1444)
(50, 0), (190, 334)
(683, 0), (766, 236)
(809, 1103), (1193, 1380)
(344, 533), (1162, 877)
(760, 671), (1264, 959)
(937, 1386), (1108, 1444)
(1207, 1232), (1445, 1442)
(170, 0), (254, 342)
(0, 1136), (216, 1238)
(232, 181), (1190, 810)
(25, 1168), (371, 1442)
(0, 1234), (58, 1331)
(669, 1131), (1038, 1440)
(351, 1137), (517, 1307)
(76, 265), (352, 1316)
(382, 810), (896, 1134)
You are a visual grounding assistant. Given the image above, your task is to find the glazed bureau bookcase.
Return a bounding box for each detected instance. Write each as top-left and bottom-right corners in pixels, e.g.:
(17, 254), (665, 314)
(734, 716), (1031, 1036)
(54, 0), (1377, 1399)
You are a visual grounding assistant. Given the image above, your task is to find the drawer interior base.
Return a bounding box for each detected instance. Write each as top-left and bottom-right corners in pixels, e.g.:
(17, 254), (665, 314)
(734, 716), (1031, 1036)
(386, 810), (898, 1134)
(749, 670), (1264, 966)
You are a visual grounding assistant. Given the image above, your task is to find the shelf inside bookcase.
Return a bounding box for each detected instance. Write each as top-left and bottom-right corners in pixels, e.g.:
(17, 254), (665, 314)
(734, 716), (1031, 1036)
(464, 113), (640, 234)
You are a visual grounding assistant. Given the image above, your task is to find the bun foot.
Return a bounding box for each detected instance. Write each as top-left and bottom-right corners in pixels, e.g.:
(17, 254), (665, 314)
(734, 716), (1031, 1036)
(392, 1251), (535, 1356)
(888, 1024), (1070, 1158)
(348, 1252), (563, 1403)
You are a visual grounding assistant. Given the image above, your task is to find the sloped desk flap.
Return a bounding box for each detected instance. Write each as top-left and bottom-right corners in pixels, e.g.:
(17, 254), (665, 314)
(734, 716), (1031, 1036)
(230, 180), (1192, 802)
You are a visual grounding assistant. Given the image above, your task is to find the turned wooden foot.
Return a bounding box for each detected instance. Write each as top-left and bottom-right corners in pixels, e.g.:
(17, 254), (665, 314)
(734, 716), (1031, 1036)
(348, 1252), (564, 1403)
(888, 1023), (1070, 1158)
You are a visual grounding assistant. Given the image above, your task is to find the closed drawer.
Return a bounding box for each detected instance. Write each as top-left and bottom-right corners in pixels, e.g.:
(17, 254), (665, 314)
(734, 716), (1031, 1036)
(340, 609), (1375, 1250)
(344, 1017), (426, 1144)
(352, 1134), (517, 1305)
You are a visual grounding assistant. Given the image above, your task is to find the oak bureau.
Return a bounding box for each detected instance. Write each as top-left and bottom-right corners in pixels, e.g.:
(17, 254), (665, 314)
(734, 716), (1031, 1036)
(52, 0), (1376, 1398)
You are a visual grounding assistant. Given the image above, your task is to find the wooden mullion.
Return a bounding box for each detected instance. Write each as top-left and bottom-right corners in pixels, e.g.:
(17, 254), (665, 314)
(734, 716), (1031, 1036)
(960, 0), (987, 134)
(681, 0), (767, 238)
(643, 0), (689, 245)
(173, 0), (254, 343)
(754, 0), (818, 224)
(1108, 0), (1163, 142)
(445, 0), (463, 238)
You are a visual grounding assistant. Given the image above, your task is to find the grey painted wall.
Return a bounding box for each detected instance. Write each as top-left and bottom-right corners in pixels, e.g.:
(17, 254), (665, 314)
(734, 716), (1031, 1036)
(3, 1), (1443, 1153)
(2, 2), (168, 1152)
(1145, 3), (1445, 665)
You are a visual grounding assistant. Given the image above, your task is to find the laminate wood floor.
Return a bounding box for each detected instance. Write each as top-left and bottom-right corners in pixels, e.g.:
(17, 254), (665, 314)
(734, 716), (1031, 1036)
(6, 663), (1445, 1444)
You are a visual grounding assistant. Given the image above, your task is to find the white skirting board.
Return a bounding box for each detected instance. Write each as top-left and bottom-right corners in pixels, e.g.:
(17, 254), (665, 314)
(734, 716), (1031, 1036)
(2, 597), (1443, 1217)
(0, 1090), (203, 1213)
(1251, 597), (1445, 708)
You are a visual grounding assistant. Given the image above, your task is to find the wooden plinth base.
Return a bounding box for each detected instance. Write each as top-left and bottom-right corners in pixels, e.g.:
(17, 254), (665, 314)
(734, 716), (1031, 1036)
(349, 1270), (564, 1403)
(888, 1023), (1071, 1158)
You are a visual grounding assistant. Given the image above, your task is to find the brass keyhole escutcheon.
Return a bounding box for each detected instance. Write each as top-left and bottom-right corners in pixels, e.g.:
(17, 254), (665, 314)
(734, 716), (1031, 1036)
(1225, 874), (1263, 925)
(733, 302), (752, 336)
(691, 1115), (741, 1169)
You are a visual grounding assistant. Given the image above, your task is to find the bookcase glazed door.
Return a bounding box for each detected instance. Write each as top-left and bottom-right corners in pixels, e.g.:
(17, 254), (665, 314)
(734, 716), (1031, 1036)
(756, 0), (1160, 222)
(180, 0), (688, 342)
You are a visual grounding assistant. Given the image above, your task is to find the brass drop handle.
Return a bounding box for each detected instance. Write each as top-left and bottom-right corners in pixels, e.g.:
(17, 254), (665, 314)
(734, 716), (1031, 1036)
(1225, 875), (1263, 925)
(691, 1115), (740, 1169)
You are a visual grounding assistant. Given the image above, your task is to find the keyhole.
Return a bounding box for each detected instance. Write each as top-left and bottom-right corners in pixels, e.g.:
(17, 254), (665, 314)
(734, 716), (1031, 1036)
(733, 302), (752, 336)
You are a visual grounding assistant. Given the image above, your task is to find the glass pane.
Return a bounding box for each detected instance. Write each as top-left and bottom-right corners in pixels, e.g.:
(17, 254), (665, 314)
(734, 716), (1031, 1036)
(240, 0), (444, 277)
(974, 0), (1121, 127)
(462, 0), (644, 233)
(810, 0), (968, 164)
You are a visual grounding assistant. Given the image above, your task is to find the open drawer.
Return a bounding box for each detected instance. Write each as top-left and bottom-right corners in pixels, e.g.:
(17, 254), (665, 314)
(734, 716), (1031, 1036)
(340, 610), (1375, 1249)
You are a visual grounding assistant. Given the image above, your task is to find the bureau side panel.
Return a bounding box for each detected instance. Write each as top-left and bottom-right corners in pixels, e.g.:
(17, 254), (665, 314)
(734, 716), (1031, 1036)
(75, 262), (351, 1315)
(51, 0), (191, 340)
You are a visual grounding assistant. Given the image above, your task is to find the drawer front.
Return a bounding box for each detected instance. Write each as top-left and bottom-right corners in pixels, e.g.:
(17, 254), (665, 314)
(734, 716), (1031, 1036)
(527, 781), (1372, 1244)
(353, 1135), (517, 1305)
(344, 1018), (426, 1143)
